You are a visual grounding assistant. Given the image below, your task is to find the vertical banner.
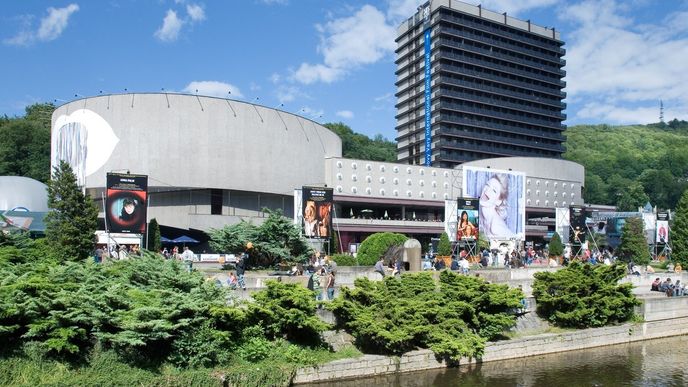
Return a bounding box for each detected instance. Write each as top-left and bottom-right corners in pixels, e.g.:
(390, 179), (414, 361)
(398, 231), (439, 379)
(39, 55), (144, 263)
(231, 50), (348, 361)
(462, 167), (525, 240)
(555, 207), (570, 243)
(444, 199), (458, 242)
(569, 206), (586, 245)
(423, 26), (432, 166)
(106, 173), (148, 234)
(302, 186), (333, 239)
(457, 198), (479, 241)
(656, 211), (669, 244)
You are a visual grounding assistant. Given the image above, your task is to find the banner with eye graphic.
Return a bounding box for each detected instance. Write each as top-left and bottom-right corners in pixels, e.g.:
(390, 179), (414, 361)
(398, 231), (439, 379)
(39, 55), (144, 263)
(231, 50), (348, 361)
(106, 173), (148, 234)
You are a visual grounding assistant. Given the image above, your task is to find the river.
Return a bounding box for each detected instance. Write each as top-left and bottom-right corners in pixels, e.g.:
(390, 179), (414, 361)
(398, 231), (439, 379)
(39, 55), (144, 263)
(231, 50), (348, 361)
(309, 335), (688, 387)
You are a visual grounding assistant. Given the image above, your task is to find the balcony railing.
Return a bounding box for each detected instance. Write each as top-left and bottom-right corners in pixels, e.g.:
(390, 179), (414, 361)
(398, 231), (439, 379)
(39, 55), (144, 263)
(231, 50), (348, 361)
(436, 88), (566, 120)
(438, 75), (566, 109)
(437, 114), (566, 141)
(437, 102), (565, 131)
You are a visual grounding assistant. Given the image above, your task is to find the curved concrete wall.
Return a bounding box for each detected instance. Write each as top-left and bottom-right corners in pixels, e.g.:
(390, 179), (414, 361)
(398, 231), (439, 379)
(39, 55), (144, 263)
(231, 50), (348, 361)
(51, 93), (341, 195)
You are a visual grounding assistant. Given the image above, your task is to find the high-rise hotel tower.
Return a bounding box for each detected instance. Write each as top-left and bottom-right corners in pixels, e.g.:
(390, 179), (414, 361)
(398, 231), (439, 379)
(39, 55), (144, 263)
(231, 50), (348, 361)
(395, 0), (566, 168)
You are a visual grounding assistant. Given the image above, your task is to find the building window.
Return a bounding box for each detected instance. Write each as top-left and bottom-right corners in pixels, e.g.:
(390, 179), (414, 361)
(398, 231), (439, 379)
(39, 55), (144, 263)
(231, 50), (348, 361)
(211, 189), (223, 215)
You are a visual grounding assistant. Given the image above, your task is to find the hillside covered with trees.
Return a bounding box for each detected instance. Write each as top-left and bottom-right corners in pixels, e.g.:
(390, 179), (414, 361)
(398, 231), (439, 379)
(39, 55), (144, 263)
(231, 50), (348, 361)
(563, 120), (688, 210)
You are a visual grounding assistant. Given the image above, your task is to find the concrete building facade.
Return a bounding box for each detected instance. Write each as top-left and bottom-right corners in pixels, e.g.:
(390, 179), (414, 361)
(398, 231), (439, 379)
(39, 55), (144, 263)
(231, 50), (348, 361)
(395, 0), (567, 168)
(52, 93), (583, 252)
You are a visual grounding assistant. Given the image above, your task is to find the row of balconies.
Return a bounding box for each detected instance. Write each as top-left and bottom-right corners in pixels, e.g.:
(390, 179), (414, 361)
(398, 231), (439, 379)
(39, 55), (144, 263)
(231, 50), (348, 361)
(437, 63), (566, 98)
(437, 101), (565, 131)
(438, 74), (565, 109)
(438, 21), (565, 66)
(438, 134), (565, 154)
(437, 39), (566, 87)
(436, 88), (566, 121)
(437, 114), (566, 141)
(438, 125), (565, 149)
(437, 12), (565, 56)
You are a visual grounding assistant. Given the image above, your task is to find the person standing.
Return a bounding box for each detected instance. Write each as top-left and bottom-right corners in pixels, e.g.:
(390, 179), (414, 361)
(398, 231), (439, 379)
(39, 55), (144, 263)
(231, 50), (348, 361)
(181, 246), (195, 272)
(326, 270), (336, 300)
(374, 256), (386, 278)
(235, 253), (247, 290)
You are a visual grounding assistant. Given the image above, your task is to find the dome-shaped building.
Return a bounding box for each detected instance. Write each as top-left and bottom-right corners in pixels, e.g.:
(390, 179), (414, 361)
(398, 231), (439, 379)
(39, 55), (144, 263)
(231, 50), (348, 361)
(51, 93), (341, 232)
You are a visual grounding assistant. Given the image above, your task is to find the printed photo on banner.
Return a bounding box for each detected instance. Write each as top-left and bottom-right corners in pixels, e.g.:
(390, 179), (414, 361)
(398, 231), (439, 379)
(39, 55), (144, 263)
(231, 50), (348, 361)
(462, 167), (525, 240)
(457, 198), (479, 240)
(106, 173), (148, 234)
(656, 220), (669, 244)
(302, 186), (333, 239)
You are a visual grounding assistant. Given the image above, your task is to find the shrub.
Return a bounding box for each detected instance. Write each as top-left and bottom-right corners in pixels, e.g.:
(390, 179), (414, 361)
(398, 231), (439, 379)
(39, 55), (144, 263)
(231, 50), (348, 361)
(330, 254), (357, 266)
(356, 232), (408, 266)
(330, 271), (522, 362)
(532, 262), (640, 328)
(437, 232), (452, 256)
(548, 232), (564, 257)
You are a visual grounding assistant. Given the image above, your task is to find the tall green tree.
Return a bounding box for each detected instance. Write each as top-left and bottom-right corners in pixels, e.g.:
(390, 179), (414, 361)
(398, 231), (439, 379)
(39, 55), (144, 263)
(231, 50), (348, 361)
(437, 231), (452, 256)
(548, 232), (564, 257)
(147, 218), (162, 252)
(0, 103), (54, 183)
(671, 189), (688, 265)
(45, 161), (98, 261)
(616, 217), (649, 264)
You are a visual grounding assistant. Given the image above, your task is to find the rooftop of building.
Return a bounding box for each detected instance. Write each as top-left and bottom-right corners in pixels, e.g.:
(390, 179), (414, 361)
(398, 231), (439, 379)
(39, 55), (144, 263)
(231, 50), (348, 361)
(398, 0), (561, 42)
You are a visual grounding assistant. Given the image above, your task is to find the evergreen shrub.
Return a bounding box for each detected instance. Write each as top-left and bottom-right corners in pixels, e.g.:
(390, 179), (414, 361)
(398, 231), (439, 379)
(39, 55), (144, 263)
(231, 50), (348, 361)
(356, 232), (408, 266)
(532, 262), (640, 328)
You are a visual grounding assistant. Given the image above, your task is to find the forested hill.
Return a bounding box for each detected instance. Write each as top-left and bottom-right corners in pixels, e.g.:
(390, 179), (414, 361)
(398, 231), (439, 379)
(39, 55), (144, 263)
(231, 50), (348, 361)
(563, 120), (688, 210)
(324, 122), (397, 162)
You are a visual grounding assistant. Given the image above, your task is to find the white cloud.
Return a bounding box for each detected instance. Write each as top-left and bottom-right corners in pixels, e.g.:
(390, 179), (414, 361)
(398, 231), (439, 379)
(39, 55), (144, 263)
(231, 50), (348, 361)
(186, 3), (206, 23)
(155, 10), (183, 42)
(37, 4), (80, 41)
(293, 63), (343, 84)
(336, 110), (354, 119)
(561, 0), (688, 123)
(4, 4), (79, 46)
(292, 5), (396, 84)
(275, 85), (303, 103)
(183, 81), (243, 98)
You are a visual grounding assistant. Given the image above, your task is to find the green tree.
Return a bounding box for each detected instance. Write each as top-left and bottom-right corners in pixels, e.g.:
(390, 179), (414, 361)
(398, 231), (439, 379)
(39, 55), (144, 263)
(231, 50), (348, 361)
(532, 262), (639, 328)
(616, 182), (650, 212)
(583, 173), (608, 204)
(209, 208), (310, 267)
(548, 232), (564, 257)
(324, 122), (396, 162)
(147, 218), (161, 252)
(672, 189), (688, 265)
(437, 232), (452, 256)
(617, 217), (650, 265)
(356, 232), (408, 266)
(45, 161), (98, 262)
(0, 103), (54, 183)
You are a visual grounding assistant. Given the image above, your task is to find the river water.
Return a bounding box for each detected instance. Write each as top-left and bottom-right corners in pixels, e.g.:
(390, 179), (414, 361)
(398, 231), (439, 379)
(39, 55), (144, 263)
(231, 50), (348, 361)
(310, 335), (688, 387)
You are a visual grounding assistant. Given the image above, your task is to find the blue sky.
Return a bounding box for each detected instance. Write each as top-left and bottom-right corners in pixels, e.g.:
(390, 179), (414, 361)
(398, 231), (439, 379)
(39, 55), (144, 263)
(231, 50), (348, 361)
(2, 0), (687, 141)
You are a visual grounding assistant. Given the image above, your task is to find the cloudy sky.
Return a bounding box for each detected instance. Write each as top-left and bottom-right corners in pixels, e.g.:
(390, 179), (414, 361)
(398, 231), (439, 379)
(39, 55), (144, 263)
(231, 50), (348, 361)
(1, 0), (686, 140)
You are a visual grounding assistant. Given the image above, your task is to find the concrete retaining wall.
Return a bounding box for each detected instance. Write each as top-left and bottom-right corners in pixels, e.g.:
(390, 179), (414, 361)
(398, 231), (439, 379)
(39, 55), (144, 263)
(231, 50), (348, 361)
(293, 300), (688, 385)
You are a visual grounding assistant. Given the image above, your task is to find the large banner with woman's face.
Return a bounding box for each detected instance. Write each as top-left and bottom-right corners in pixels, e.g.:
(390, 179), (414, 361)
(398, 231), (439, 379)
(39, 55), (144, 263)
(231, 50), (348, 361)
(106, 173), (148, 234)
(462, 167), (525, 240)
(302, 186), (333, 240)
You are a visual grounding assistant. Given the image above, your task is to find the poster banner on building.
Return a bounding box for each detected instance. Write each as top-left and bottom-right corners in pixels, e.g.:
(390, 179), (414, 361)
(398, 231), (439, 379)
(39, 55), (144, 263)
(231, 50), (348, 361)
(569, 206), (586, 244)
(293, 189), (303, 225)
(457, 198), (479, 241)
(302, 186), (333, 239)
(106, 173), (148, 234)
(444, 199), (458, 242)
(656, 220), (669, 244)
(462, 167), (525, 240)
(555, 207), (570, 243)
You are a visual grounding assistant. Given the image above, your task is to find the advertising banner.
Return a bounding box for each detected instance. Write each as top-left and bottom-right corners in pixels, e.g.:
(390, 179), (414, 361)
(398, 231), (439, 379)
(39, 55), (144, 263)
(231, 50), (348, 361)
(656, 220), (669, 244)
(106, 173), (148, 234)
(457, 197), (479, 241)
(462, 167), (525, 240)
(302, 186), (333, 239)
(569, 206), (586, 244)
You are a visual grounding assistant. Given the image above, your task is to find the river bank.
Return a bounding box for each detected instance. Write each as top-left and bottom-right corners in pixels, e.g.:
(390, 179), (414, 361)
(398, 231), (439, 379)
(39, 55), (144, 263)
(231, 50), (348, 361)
(293, 295), (688, 385)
